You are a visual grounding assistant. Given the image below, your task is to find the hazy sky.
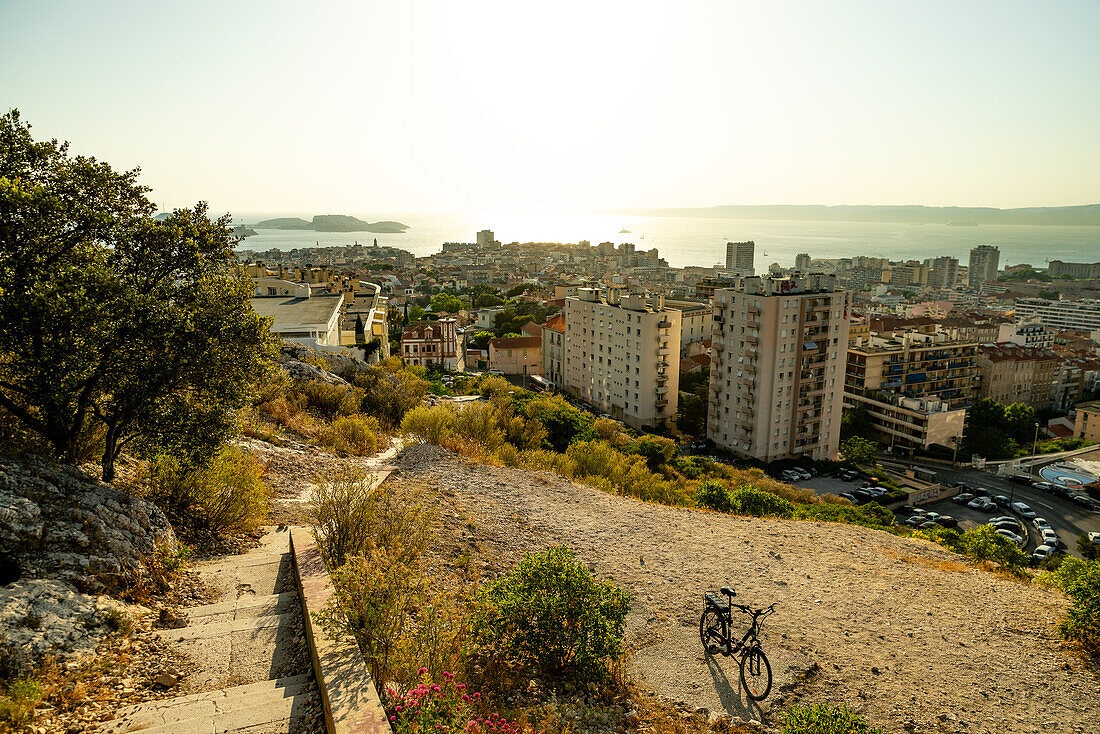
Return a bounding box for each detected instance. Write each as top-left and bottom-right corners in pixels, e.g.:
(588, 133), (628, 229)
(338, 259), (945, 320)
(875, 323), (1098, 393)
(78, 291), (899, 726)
(2, 1), (1098, 215)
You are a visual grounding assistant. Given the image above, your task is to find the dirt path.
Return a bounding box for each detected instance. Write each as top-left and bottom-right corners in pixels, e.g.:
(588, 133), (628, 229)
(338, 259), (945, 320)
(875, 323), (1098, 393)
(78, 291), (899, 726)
(396, 444), (1099, 734)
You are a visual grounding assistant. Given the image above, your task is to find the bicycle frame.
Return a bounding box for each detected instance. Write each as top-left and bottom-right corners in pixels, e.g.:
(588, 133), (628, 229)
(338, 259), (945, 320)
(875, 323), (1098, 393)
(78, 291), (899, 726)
(704, 597), (773, 655)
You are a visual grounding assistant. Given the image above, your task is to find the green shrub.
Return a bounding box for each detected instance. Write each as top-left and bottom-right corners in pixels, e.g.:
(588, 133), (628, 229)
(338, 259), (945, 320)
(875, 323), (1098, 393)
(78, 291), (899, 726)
(351, 358), (431, 428)
(470, 546), (630, 683)
(317, 414), (380, 455)
(796, 501), (896, 529)
(300, 380), (358, 420)
(781, 703), (884, 734)
(452, 402), (506, 451)
(726, 484), (796, 518)
(695, 479), (732, 512)
(401, 404), (457, 444)
(147, 447), (268, 536)
(916, 524), (1028, 576)
(0, 676), (42, 728)
(1040, 557), (1100, 648)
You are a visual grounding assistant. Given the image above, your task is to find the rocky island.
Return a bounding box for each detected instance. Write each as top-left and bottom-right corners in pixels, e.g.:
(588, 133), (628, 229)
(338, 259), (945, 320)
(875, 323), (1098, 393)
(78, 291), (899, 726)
(253, 214), (409, 233)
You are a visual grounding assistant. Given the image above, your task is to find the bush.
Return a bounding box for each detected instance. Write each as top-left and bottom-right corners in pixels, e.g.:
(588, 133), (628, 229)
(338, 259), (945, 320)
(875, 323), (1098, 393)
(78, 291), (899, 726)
(726, 484), (796, 518)
(470, 546), (630, 683)
(917, 524), (1029, 576)
(351, 358), (431, 428)
(386, 671), (471, 734)
(781, 703), (884, 734)
(300, 381), (358, 420)
(146, 447), (268, 536)
(0, 677), (42, 728)
(316, 414), (380, 455)
(401, 405), (456, 444)
(695, 479), (732, 512)
(1040, 557), (1100, 649)
(453, 402), (506, 451)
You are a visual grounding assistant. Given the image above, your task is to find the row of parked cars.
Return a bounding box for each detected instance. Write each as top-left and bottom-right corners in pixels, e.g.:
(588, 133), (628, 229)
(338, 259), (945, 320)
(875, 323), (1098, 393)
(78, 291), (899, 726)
(898, 506), (958, 530)
(1016, 476), (1100, 512)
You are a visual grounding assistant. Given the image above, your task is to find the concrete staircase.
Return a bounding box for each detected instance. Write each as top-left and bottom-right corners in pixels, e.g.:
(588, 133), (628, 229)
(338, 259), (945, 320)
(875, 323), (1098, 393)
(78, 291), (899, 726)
(104, 527), (323, 733)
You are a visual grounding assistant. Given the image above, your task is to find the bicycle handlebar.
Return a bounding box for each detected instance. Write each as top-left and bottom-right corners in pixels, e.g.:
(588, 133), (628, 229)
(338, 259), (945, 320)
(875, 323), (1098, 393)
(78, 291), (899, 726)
(732, 602), (777, 617)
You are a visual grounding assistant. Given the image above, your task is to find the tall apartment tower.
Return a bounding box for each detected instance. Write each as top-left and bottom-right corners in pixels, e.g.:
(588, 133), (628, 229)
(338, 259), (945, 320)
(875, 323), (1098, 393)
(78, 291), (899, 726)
(562, 289), (682, 430)
(708, 274), (850, 462)
(794, 253), (811, 272)
(476, 229), (496, 247)
(929, 256), (959, 289)
(725, 241), (755, 276)
(968, 245), (1000, 288)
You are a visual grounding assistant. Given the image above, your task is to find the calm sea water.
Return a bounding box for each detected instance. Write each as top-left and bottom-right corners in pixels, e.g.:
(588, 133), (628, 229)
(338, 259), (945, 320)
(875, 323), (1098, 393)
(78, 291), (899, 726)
(233, 211), (1100, 272)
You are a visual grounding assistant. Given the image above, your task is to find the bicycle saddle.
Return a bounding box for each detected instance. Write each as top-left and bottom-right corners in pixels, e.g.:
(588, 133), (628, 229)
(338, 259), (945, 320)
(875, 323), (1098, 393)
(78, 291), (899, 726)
(720, 586), (736, 597)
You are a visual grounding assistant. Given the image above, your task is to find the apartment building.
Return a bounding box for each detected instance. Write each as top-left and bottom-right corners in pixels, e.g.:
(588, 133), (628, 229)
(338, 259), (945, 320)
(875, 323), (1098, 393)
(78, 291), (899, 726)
(976, 344), (1061, 410)
(540, 313), (566, 389)
(1049, 260), (1100, 279)
(1073, 400), (1100, 442)
(725, 241), (755, 276)
(665, 299), (713, 349)
(795, 253), (811, 271)
(887, 261), (929, 288)
(488, 335), (542, 376)
(968, 245), (1000, 288)
(844, 328), (977, 450)
(708, 274), (850, 462)
(929, 256), (959, 289)
(562, 289), (682, 430)
(1014, 298), (1100, 332)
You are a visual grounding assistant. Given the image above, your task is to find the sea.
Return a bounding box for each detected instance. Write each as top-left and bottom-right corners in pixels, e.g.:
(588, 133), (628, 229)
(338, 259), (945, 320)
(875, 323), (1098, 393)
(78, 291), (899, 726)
(233, 211), (1100, 272)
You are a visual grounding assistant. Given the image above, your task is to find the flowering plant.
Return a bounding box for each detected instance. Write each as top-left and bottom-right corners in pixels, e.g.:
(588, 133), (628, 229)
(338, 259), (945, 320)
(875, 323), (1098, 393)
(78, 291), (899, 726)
(386, 669), (475, 734)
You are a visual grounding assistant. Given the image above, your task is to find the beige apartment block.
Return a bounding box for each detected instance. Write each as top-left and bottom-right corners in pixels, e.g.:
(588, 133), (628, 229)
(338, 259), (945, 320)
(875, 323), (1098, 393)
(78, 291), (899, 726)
(562, 289), (681, 430)
(976, 344), (1061, 410)
(540, 313), (566, 388)
(1073, 400), (1100, 442)
(844, 392), (965, 451)
(708, 274), (851, 462)
(846, 330), (978, 412)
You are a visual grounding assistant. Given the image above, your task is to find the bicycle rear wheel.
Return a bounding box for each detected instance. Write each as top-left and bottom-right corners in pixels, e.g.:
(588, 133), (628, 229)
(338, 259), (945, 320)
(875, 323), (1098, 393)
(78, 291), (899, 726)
(699, 608), (725, 655)
(740, 646), (772, 700)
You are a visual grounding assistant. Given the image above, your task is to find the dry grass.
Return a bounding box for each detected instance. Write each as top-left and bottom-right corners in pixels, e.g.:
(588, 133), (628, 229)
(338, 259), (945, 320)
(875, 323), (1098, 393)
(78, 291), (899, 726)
(882, 549), (969, 574)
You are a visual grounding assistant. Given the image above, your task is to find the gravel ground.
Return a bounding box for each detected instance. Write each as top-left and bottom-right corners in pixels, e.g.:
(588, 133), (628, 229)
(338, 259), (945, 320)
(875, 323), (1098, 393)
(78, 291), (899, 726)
(394, 443), (1099, 734)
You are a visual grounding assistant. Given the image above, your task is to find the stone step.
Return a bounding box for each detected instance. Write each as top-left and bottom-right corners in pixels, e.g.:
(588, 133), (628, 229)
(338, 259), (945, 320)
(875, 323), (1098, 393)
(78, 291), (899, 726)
(186, 592), (297, 622)
(109, 674), (313, 729)
(107, 691), (314, 733)
(158, 612), (293, 642)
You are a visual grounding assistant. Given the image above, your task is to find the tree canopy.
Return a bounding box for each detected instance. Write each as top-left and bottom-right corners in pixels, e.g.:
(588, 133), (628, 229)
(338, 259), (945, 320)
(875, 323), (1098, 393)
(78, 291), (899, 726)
(0, 110), (276, 480)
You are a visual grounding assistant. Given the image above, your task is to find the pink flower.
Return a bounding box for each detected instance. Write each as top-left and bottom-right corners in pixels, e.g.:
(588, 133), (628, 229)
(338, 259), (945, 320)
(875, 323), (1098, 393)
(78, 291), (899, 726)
(419, 667), (429, 675)
(395, 705), (403, 712)
(456, 684), (465, 690)
(390, 716), (397, 722)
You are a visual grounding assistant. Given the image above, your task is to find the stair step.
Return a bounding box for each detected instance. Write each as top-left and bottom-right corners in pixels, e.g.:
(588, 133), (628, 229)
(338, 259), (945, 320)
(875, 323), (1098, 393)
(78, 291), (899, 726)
(159, 612), (292, 642)
(114, 674), (312, 719)
(187, 592), (296, 621)
(107, 691), (314, 733)
(106, 677), (313, 732)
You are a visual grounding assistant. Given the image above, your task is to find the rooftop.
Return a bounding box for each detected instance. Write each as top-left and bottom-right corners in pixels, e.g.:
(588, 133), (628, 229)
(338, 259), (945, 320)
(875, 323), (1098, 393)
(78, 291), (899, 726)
(250, 293), (342, 329)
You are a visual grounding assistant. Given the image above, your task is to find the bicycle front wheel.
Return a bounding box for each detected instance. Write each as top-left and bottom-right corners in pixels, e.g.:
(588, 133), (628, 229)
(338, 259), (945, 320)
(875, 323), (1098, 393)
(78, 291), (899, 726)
(740, 646), (772, 700)
(699, 608), (725, 655)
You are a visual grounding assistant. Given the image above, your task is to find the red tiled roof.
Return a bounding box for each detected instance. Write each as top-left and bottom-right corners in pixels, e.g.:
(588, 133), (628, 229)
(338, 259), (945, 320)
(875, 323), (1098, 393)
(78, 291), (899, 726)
(542, 313), (566, 332)
(489, 336), (542, 349)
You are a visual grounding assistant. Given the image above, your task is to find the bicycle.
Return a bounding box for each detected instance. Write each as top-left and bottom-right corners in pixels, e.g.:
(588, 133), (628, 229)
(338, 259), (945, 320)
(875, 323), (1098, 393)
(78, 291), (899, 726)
(699, 586), (776, 701)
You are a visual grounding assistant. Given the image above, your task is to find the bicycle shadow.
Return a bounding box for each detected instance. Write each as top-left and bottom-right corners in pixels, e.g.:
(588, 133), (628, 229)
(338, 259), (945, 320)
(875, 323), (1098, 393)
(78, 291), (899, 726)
(704, 652), (766, 724)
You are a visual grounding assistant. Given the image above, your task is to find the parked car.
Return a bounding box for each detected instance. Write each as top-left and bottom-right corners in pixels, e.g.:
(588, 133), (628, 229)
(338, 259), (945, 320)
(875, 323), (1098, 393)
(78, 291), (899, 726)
(952, 492), (975, 504)
(993, 495), (1012, 508)
(840, 492), (857, 503)
(794, 468), (813, 480)
(1041, 529), (1061, 547)
(1087, 532), (1100, 545)
(899, 505), (917, 514)
(990, 520), (1023, 534)
(988, 515), (1016, 525)
(1069, 494), (1099, 511)
(936, 515), (957, 527)
(1011, 501), (1037, 519)
(840, 470), (860, 481)
(904, 516), (926, 527)
(1031, 544), (1055, 562)
(918, 521), (938, 530)
(968, 497), (996, 512)
(781, 470), (801, 482)
(923, 511), (942, 522)
(1032, 517), (1052, 531)
(1009, 474), (1034, 485)
(996, 529), (1025, 546)
(972, 487), (994, 498)
(1031, 481), (1056, 492)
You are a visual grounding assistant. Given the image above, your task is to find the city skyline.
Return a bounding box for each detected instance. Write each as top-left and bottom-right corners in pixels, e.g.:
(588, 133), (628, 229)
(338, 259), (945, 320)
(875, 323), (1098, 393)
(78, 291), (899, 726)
(2, 1), (1098, 215)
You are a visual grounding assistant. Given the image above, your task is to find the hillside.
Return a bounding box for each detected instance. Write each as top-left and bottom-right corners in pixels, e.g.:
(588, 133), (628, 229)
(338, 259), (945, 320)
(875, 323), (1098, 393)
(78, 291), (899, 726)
(396, 443), (1099, 734)
(616, 203), (1100, 226)
(253, 214), (410, 232)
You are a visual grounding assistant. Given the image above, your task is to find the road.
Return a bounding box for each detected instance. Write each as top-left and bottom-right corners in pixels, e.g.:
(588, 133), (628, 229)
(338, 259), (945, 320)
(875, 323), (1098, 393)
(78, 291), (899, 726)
(892, 461), (1100, 558)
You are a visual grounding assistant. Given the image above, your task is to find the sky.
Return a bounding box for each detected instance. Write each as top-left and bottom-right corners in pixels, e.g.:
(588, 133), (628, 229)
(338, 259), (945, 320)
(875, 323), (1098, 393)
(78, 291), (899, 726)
(2, 1), (1099, 216)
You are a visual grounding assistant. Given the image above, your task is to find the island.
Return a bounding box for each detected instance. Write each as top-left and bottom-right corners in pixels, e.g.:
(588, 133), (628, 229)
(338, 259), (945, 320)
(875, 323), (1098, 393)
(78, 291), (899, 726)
(231, 225), (258, 238)
(253, 215), (409, 233)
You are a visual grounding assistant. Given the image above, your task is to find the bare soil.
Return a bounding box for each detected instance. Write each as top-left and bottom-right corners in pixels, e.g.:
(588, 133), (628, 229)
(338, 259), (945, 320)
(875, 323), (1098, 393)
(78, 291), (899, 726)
(395, 443), (1099, 734)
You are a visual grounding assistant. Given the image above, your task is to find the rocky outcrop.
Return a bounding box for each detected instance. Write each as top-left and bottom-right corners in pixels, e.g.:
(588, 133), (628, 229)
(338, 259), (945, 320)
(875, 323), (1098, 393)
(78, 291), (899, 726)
(277, 344), (356, 385)
(0, 457), (176, 594)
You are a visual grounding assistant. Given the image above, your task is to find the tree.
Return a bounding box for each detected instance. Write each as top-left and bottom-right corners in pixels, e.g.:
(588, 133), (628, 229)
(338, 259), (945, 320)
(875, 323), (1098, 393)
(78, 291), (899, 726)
(0, 111), (275, 480)
(354, 314), (366, 344)
(430, 292), (463, 314)
(840, 436), (878, 466)
(840, 404), (874, 440)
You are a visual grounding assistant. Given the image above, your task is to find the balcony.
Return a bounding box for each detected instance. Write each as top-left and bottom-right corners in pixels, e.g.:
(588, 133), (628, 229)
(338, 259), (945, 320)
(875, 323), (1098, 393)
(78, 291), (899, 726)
(746, 335), (759, 345)
(656, 347), (671, 357)
(657, 318), (672, 329)
(655, 385), (669, 396)
(655, 399), (668, 408)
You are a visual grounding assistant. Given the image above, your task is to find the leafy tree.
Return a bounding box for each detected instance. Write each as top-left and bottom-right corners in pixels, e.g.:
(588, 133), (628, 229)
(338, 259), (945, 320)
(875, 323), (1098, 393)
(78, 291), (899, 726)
(522, 395), (594, 452)
(675, 392), (706, 437)
(839, 436), (878, 465)
(0, 111), (275, 480)
(430, 292), (463, 314)
(840, 404), (874, 440)
(467, 330), (494, 350)
(1077, 534), (1100, 561)
(505, 283), (537, 298)
(472, 292), (504, 308)
(1041, 557), (1100, 647)
(1038, 288), (1060, 301)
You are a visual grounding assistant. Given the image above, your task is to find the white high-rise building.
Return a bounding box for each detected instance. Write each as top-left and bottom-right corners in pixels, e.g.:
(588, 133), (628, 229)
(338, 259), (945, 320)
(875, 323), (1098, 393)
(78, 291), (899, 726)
(930, 256), (959, 289)
(708, 274), (850, 462)
(725, 241), (755, 276)
(795, 253), (811, 272)
(968, 245), (1000, 288)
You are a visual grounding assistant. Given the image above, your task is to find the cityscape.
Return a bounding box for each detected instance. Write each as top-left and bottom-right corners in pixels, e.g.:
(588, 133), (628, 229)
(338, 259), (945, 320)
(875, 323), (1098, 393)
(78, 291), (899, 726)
(3, 2), (1100, 734)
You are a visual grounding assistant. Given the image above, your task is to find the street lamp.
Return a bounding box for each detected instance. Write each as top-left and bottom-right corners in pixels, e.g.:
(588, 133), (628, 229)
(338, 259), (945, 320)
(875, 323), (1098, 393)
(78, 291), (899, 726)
(951, 434), (961, 467)
(1032, 422), (1040, 462)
